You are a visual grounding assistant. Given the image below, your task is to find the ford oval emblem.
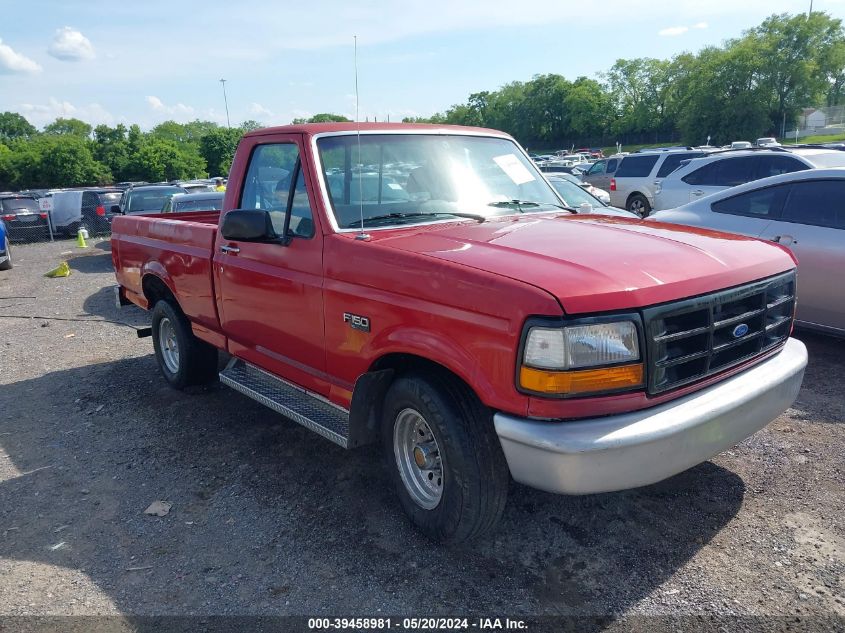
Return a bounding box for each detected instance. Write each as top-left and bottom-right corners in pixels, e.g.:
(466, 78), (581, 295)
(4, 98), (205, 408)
(733, 323), (749, 338)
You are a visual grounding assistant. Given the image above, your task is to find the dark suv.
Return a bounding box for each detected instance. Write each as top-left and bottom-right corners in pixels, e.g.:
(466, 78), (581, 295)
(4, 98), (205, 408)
(0, 195), (50, 241)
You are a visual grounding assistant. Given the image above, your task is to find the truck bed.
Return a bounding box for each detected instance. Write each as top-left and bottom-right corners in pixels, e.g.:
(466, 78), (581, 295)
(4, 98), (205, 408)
(111, 211), (222, 334)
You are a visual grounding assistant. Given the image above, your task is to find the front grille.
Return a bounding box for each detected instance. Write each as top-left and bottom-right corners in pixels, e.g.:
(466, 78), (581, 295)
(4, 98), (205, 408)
(643, 272), (795, 394)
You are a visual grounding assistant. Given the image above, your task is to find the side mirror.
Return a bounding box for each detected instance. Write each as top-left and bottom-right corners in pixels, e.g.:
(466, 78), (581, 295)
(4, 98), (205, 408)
(111, 205), (123, 214)
(220, 208), (280, 242)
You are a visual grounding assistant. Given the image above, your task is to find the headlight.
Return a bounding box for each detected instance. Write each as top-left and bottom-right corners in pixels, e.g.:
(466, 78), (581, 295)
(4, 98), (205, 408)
(520, 320), (643, 397)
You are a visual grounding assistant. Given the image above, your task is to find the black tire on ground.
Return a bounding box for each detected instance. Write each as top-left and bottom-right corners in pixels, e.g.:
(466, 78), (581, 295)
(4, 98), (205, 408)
(381, 372), (510, 543)
(0, 237), (11, 270)
(627, 193), (651, 217)
(150, 300), (218, 389)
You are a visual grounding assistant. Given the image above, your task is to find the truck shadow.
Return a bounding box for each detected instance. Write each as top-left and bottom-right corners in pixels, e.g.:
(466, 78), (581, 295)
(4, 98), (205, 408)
(67, 250), (114, 275)
(0, 356), (745, 618)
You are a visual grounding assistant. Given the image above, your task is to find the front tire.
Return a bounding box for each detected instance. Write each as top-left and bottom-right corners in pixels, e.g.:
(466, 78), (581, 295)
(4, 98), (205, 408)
(381, 372), (509, 543)
(151, 300), (218, 389)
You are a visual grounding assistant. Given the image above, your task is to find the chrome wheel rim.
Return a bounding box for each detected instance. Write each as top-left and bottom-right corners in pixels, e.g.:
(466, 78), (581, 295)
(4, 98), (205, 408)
(393, 408), (444, 510)
(158, 317), (180, 374)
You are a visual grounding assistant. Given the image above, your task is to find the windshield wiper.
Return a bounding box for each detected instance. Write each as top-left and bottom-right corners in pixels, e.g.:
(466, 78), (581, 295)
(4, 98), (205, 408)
(487, 199), (576, 214)
(344, 211), (486, 228)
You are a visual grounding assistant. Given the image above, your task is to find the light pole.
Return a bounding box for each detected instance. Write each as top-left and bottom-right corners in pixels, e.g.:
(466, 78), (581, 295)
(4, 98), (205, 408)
(220, 78), (230, 129)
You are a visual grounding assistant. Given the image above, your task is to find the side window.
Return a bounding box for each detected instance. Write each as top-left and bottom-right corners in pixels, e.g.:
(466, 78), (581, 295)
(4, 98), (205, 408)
(587, 160), (606, 175)
(714, 157), (755, 187)
(240, 142), (315, 239)
(657, 152), (703, 178)
(606, 158), (618, 173)
(614, 155), (659, 178)
(781, 180), (845, 229)
(711, 184), (790, 218)
(755, 156), (809, 180)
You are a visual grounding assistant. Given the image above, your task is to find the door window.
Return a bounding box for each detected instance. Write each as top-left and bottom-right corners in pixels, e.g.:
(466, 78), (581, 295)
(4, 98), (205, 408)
(754, 155), (808, 180)
(240, 143), (315, 238)
(656, 152), (703, 178)
(683, 157), (754, 187)
(781, 180), (845, 229)
(711, 184), (790, 218)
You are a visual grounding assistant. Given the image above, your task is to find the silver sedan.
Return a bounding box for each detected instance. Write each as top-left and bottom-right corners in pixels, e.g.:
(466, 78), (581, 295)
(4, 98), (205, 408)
(649, 168), (845, 337)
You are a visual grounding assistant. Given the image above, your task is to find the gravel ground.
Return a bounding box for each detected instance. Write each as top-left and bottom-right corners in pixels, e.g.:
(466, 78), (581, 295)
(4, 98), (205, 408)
(0, 239), (843, 622)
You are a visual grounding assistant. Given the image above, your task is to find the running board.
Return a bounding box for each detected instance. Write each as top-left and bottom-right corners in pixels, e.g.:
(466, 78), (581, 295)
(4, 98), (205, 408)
(219, 358), (350, 448)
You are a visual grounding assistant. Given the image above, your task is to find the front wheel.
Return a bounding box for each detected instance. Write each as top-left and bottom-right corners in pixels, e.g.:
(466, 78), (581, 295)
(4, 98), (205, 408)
(151, 300), (218, 389)
(381, 372), (509, 543)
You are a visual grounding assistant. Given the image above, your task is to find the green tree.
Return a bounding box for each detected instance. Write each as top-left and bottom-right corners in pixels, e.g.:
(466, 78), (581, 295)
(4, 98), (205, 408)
(130, 138), (206, 182)
(0, 112), (37, 143)
(200, 127), (244, 176)
(240, 119), (263, 132)
(93, 124), (131, 182)
(291, 113), (352, 124)
(8, 136), (110, 188)
(43, 117), (93, 138)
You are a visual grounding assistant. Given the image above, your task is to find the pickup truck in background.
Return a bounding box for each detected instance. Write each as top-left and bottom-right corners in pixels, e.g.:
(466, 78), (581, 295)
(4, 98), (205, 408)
(112, 123), (808, 543)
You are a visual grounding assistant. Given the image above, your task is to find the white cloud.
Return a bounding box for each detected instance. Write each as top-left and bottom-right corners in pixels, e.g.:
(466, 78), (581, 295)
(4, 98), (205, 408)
(0, 38), (41, 74)
(48, 27), (95, 61)
(17, 98), (115, 127)
(658, 26), (689, 36)
(146, 95), (195, 117)
(248, 102), (274, 117)
(692, 21), (709, 29)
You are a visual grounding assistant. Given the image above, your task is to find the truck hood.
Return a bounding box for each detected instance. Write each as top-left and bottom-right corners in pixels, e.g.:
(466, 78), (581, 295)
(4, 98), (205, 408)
(376, 215), (795, 314)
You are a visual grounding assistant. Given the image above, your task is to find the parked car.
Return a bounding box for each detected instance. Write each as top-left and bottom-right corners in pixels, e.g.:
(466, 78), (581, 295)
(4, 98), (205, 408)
(730, 141), (753, 149)
(579, 156), (621, 192)
(113, 122), (806, 543)
(650, 168), (845, 337)
(548, 173), (612, 206)
(0, 195), (50, 241)
(177, 181), (217, 193)
(162, 191), (225, 213)
(539, 163), (587, 176)
(546, 175), (634, 217)
(0, 218), (11, 270)
(756, 137), (781, 147)
(50, 189), (123, 236)
(115, 185), (188, 215)
(591, 149), (709, 216)
(653, 148), (845, 211)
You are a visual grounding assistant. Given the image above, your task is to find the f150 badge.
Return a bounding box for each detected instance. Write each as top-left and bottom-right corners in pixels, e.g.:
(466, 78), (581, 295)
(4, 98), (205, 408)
(343, 312), (371, 332)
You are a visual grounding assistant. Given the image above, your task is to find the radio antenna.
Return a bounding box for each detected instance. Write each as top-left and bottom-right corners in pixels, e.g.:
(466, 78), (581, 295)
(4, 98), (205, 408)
(353, 35), (369, 241)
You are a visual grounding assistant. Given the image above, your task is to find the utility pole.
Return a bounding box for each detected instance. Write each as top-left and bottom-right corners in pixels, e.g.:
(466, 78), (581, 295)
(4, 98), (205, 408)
(220, 78), (231, 129)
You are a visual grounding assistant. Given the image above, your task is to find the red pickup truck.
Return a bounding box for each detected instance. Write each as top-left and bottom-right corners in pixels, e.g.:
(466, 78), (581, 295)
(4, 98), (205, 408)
(113, 123), (807, 542)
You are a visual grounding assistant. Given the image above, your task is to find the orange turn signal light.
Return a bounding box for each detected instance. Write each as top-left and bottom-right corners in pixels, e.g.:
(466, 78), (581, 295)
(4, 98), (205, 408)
(519, 363), (644, 395)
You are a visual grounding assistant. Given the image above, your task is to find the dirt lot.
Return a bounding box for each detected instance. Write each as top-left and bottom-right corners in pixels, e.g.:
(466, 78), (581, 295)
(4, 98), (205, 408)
(0, 240), (843, 622)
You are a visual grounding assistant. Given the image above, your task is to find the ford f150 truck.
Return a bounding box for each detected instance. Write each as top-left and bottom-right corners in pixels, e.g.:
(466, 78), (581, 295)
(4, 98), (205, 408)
(112, 123), (808, 543)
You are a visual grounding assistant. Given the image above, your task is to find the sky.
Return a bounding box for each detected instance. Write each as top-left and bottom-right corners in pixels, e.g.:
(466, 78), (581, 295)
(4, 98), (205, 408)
(1, 0), (844, 131)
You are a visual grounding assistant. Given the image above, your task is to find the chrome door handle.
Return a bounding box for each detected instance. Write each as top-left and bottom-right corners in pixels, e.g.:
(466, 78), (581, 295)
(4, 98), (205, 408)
(220, 245), (240, 254)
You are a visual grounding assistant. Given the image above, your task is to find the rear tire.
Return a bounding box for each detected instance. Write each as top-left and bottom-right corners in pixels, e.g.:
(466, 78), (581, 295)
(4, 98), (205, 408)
(627, 193), (651, 217)
(0, 237), (11, 270)
(381, 372), (509, 543)
(151, 300), (218, 389)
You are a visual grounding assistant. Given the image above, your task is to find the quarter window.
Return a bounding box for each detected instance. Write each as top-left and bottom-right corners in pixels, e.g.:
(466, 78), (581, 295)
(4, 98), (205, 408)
(615, 155), (659, 178)
(606, 158), (618, 173)
(656, 152), (704, 178)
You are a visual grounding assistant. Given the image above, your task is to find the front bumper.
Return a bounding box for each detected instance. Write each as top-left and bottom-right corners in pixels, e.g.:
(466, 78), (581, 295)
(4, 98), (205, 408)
(494, 337), (807, 495)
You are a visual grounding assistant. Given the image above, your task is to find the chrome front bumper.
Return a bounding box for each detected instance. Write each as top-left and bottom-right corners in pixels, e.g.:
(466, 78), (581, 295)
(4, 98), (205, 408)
(494, 338), (807, 495)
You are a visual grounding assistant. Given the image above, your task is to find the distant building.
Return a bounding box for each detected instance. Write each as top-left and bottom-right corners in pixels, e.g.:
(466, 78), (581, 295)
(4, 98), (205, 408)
(800, 108), (827, 129)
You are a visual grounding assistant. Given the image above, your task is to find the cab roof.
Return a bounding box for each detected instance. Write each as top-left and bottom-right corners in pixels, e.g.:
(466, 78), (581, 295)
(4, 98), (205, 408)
(243, 122), (511, 139)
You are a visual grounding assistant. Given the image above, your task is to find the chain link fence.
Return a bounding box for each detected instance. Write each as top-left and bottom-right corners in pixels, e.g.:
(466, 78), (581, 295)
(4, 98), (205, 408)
(1, 191), (115, 245)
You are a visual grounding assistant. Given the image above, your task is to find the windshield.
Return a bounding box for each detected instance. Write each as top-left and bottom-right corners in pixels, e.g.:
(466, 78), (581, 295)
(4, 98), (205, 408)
(316, 134), (562, 228)
(548, 178), (604, 208)
(1, 198), (39, 213)
(126, 188), (184, 213)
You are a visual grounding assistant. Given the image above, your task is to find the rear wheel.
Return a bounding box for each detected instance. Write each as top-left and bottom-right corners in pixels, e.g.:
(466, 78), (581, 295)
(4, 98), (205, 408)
(381, 372), (509, 543)
(0, 237), (11, 270)
(627, 193), (651, 217)
(151, 300), (218, 389)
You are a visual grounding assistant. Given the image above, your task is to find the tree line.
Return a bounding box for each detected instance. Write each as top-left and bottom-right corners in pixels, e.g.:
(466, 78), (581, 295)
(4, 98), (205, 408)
(405, 12), (845, 149)
(1, 12), (842, 189)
